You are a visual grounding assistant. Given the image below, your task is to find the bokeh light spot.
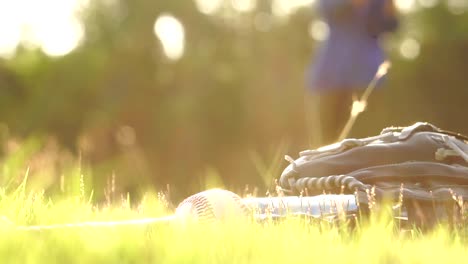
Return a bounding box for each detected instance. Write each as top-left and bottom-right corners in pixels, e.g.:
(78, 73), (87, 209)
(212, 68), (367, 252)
(154, 14), (186, 61)
(395, 0), (417, 13)
(0, 0), (87, 58)
(194, 0), (223, 15)
(400, 38), (420, 60)
(309, 20), (329, 41)
(418, 0), (439, 8)
(37, 17), (85, 57)
(446, 0), (468, 15)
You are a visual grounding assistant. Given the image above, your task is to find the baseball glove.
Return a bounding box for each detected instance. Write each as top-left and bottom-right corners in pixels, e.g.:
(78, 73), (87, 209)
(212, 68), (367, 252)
(280, 122), (468, 226)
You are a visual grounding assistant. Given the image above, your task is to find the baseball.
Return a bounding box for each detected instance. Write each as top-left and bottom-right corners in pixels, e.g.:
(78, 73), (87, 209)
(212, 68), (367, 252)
(175, 189), (250, 223)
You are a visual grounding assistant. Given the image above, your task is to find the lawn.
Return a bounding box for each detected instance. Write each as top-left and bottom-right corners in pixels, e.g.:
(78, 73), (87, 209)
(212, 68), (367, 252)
(1, 178), (467, 264)
(0, 139), (466, 263)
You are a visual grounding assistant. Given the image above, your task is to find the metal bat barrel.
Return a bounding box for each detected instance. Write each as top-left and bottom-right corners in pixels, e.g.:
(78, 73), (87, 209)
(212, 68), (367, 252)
(243, 194), (358, 221)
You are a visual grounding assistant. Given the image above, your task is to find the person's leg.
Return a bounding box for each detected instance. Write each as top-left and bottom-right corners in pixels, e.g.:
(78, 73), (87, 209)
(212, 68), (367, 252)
(305, 90), (354, 147)
(304, 93), (323, 149)
(351, 89), (388, 138)
(321, 91), (354, 144)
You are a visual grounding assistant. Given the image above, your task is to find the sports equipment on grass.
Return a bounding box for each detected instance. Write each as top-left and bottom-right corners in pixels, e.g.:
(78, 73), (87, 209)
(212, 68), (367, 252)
(176, 189), (357, 223)
(10, 122), (468, 230)
(11, 189), (356, 230)
(281, 122), (468, 226)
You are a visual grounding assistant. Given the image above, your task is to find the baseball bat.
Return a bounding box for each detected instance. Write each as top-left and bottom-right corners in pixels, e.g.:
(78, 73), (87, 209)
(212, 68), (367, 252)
(13, 189), (358, 230)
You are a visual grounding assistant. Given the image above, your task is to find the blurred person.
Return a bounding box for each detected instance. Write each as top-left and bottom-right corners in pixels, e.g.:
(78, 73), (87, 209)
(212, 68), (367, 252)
(305, 0), (398, 147)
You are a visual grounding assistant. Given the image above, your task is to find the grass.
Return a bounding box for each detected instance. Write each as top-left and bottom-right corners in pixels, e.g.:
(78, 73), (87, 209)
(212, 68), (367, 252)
(0, 139), (467, 263)
(1, 179), (468, 264)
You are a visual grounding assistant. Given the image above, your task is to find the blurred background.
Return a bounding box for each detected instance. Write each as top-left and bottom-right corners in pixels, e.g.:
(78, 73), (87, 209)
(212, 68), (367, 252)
(1, 0), (468, 201)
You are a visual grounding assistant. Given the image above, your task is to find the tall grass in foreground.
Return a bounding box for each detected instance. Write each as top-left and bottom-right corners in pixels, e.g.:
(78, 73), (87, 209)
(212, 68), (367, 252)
(0, 138), (467, 263)
(1, 180), (468, 264)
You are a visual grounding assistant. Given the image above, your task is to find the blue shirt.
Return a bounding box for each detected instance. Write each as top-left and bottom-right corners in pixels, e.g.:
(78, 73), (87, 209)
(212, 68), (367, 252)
(307, 0), (398, 93)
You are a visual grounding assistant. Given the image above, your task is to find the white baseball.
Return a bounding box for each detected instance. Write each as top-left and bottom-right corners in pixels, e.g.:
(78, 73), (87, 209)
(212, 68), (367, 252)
(175, 189), (250, 223)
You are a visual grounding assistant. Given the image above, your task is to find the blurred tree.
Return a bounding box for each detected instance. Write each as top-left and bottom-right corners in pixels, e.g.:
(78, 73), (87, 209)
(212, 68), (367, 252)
(1, 1), (468, 200)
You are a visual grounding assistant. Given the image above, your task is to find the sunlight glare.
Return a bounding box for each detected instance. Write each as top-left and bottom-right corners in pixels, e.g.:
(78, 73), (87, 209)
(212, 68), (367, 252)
(272, 0), (315, 17)
(395, 0), (417, 13)
(36, 17), (85, 57)
(154, 14), (186, 61)
(0, 0), (87, 58)
(0, 2), (22, 58)
(194, 0), (223, 15)
(231, 0), (257, 12)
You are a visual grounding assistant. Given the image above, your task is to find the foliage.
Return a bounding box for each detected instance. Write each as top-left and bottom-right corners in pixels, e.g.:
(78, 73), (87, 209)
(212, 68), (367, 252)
(1, 2), (468, 198)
